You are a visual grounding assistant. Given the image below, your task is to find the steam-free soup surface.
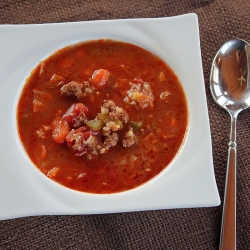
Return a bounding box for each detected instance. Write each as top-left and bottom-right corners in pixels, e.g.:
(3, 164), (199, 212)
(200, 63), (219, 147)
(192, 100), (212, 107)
(17, 40), (188, 194)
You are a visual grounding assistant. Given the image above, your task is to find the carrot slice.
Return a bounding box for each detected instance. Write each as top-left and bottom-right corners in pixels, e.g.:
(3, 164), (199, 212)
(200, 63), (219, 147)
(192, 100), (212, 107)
(92, 69), (110, 88)
(51, 117), (69, 143)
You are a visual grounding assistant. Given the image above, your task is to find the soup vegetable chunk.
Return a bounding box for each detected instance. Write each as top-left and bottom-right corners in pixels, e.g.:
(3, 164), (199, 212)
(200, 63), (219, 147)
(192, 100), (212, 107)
(17, 40), (188, 194)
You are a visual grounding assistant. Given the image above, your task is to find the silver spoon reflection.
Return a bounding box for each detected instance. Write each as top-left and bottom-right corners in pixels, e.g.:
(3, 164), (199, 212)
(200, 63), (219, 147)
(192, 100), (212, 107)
(210, 38), (250, 250)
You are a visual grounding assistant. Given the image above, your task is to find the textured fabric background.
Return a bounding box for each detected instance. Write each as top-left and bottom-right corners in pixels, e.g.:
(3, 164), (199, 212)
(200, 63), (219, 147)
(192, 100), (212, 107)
(0, 0), (250, 249)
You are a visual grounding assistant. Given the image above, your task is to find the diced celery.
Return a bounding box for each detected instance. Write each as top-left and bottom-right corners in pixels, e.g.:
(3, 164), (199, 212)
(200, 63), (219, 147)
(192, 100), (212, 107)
(113, 119), (123, 130)
(97, 113), (123, 129)
(130, 121), (142, 131)
(85, 119), (104, 131)
(97, 113), (109, 123)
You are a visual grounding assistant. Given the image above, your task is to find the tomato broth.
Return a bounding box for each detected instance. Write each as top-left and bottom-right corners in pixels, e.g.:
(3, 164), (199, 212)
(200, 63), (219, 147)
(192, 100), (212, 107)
(17, 39), (188, 194)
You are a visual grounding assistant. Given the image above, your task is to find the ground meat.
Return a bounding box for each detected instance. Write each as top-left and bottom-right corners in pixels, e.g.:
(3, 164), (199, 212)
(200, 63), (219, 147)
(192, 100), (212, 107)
(124, 80), (154, 109)
(100, 132), (118, 154)
(66, 129), (87, 156)
(60, 81), (83, 99)
(84, 134), (99, 148)
(102, 120), (122, 136)
(102, 100), (129, 123)
(66, 128), (100, 157)
(122, 129), (136, 147)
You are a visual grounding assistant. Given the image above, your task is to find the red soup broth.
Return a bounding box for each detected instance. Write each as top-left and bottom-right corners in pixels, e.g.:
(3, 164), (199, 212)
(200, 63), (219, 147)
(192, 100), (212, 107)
(17, 39), (188, 194)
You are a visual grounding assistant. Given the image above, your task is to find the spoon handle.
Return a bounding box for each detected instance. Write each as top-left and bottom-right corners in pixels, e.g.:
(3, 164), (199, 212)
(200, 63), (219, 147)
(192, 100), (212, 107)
(219, 115), (237, 250)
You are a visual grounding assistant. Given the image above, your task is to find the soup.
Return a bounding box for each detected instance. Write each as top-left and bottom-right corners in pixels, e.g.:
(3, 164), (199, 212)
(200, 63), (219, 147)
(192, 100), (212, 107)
(17, 39), (188, 194)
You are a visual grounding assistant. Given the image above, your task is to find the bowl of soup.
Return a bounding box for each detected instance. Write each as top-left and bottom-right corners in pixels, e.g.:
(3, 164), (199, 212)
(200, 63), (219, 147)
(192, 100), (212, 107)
(0, 14), (220, 220)
(17, 39), (188, 194)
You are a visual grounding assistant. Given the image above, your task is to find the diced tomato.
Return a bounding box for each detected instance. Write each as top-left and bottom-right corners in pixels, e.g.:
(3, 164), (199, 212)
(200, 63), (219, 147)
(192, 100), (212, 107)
(63, 103), (88, 128)
(134, 78), (144, 84)
(51, 117), (69, 143)
(92, 69), (110, 88)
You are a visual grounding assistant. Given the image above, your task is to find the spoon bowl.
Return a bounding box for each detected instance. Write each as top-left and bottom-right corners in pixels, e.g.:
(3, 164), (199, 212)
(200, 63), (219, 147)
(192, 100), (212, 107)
(210, 39), (250, 115)
(210, 38), (250, 250)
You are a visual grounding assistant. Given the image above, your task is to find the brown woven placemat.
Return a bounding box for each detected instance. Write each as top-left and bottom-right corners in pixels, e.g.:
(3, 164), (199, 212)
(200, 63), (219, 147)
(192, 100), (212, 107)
(0, 0), (250, 249)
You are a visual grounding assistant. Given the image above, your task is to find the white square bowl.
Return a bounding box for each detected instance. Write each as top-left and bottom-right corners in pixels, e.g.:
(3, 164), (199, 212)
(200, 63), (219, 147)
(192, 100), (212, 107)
(0, 13), (220, 220)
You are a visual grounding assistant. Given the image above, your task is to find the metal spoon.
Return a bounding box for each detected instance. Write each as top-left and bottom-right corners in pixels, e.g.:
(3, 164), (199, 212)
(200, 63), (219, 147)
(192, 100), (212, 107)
(210, 38), (250, 250)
